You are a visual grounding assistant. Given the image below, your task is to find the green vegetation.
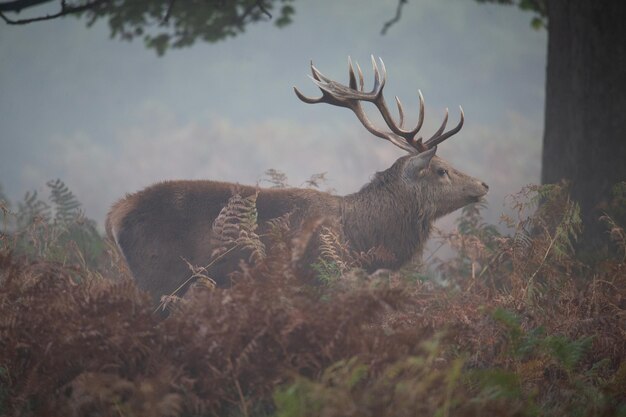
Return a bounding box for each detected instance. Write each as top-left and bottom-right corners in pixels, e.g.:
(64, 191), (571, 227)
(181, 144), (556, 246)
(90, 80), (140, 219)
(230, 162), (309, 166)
(1, 0), (296, 56)
(76, 0), (296, 56)
(0, 179), (105, 270)
(0, 180), (625, 416)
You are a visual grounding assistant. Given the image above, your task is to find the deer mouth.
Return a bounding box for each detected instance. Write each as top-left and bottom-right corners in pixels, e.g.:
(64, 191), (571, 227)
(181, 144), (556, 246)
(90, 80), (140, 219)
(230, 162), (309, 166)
(469, 188), (489, 202)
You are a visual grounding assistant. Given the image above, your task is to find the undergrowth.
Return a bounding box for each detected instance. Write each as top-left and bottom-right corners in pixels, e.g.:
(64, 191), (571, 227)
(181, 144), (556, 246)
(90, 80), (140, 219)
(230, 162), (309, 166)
(0, 181), (625, 416)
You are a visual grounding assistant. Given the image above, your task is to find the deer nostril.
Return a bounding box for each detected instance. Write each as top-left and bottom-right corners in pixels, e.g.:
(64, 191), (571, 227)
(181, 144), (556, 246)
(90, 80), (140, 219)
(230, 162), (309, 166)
(481, 182), (489, 191)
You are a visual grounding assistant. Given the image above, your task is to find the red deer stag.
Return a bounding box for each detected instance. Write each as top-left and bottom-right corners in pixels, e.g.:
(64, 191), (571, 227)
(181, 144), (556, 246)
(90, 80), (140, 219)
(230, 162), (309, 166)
(107, 56), (489, 301)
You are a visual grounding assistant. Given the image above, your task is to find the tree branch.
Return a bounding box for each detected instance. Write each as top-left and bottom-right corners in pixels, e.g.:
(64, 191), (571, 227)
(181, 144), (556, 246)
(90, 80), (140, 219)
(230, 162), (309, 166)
(0, 0), (54, 12)
(161, 0), (175, 24)
(256, 0), (271, 18)
(0, 0), (107, 25)
(237, 0), (271, 26)
(381, 0), (407, 35)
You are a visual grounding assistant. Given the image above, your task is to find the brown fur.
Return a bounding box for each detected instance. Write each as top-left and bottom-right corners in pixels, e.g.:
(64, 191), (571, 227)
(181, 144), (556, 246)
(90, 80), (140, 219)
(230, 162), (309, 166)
(107, 151), (488, 301)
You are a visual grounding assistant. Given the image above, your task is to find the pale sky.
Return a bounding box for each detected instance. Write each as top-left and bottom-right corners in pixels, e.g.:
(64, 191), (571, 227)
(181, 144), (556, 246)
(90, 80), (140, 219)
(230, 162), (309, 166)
(0, 0), (546, 230)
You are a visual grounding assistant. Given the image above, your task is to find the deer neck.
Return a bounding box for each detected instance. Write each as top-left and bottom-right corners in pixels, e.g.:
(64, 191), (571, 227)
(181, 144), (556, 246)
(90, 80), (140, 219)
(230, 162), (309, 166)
(341, 184), (435, 269)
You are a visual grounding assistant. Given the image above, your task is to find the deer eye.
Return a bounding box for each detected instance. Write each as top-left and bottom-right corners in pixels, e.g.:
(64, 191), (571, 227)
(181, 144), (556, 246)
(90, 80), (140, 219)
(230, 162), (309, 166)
(437, 168), (448, 177)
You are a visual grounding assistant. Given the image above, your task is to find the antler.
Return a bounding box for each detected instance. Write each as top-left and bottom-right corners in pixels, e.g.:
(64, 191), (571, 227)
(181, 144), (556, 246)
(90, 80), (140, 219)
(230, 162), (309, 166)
(294, 56), (464, 154)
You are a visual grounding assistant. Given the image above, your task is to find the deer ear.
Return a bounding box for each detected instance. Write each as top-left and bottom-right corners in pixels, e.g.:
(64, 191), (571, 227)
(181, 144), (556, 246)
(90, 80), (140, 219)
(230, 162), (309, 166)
(403, 146), (437, 178)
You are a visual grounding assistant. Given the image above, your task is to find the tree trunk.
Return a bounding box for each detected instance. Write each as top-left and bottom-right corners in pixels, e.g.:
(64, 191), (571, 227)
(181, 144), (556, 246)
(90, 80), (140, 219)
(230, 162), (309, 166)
(543, 0), (626, 250)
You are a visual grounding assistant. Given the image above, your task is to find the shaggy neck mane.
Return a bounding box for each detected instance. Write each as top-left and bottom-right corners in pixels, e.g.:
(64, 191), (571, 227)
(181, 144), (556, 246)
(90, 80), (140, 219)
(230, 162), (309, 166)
(341, 166), (435, 269)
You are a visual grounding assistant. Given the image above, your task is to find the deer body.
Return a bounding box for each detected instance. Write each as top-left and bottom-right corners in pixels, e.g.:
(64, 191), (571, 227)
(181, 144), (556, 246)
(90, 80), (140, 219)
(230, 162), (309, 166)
(107, 57), (489, 301)
(107, 180), (341, 298)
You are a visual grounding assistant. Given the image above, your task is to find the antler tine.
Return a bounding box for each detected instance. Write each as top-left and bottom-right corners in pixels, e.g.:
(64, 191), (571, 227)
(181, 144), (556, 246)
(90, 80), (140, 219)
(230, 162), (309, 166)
(293, 86), (324, 104)
(415, 90), (425, 134)
(428, 108), (449, 141)
(371, 55), (385, 94)
(392, 91), (424, 133)
(310, 60), (320, 80)
(311, 61), (333, 83)
(356, 61), (364, 91)
(295, 60), (361, 106)
(293, 61), (332, 104)
(422, 106), (465, 149)
(341, 99), (419, 154)
(364, 58), (429, 147)
(348, 57), (358, 90)
(395, 96), (405, 128)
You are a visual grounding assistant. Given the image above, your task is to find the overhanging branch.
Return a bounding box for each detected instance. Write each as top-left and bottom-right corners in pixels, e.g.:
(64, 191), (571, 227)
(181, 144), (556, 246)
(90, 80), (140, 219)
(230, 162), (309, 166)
(0, 0), (54, 12)
(0, 0), (107, 24)
(381, 0), (407, 35)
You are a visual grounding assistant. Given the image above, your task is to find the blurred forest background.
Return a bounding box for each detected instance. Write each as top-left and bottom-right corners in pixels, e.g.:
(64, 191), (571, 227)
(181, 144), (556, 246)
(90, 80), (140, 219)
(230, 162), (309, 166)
(0, 0), (546, 232)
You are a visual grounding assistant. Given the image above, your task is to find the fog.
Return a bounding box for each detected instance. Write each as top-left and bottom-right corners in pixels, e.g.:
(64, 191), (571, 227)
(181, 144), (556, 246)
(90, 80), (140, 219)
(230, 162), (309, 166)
(0, 0), (546, 231)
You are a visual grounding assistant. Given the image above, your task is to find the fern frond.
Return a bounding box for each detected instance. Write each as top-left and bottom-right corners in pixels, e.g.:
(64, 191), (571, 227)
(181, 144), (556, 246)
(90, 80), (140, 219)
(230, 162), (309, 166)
(353, 246), (396, 270)
(551, 198), (581, 260)
(599, 215), (626, 260)
(211, 191), (265, 264)
(303, 172), (328, 189)
(47, 179), (82, 224)
(512, 230), (533, 258)
(261, 168), (289, 188)
(17, 190), (51, 229)
(318, 226), (350, 272)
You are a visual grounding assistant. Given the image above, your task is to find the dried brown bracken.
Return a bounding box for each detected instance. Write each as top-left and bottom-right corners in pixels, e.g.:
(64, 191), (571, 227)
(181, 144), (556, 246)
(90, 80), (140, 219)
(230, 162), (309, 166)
(0, 182), (625, 416)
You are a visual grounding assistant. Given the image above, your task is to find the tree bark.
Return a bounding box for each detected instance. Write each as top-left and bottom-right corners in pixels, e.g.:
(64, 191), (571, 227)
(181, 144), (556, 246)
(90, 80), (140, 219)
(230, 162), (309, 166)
(543, 0), (626, 250)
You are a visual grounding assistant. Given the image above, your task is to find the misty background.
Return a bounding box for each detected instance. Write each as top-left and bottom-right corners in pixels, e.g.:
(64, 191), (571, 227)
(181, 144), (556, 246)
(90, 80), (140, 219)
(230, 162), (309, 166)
(0, 0), (545, 233)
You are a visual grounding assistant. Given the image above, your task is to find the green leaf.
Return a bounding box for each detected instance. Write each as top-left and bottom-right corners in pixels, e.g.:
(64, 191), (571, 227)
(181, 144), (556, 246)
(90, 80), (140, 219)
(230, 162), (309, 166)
(543, 335), (593, 372)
